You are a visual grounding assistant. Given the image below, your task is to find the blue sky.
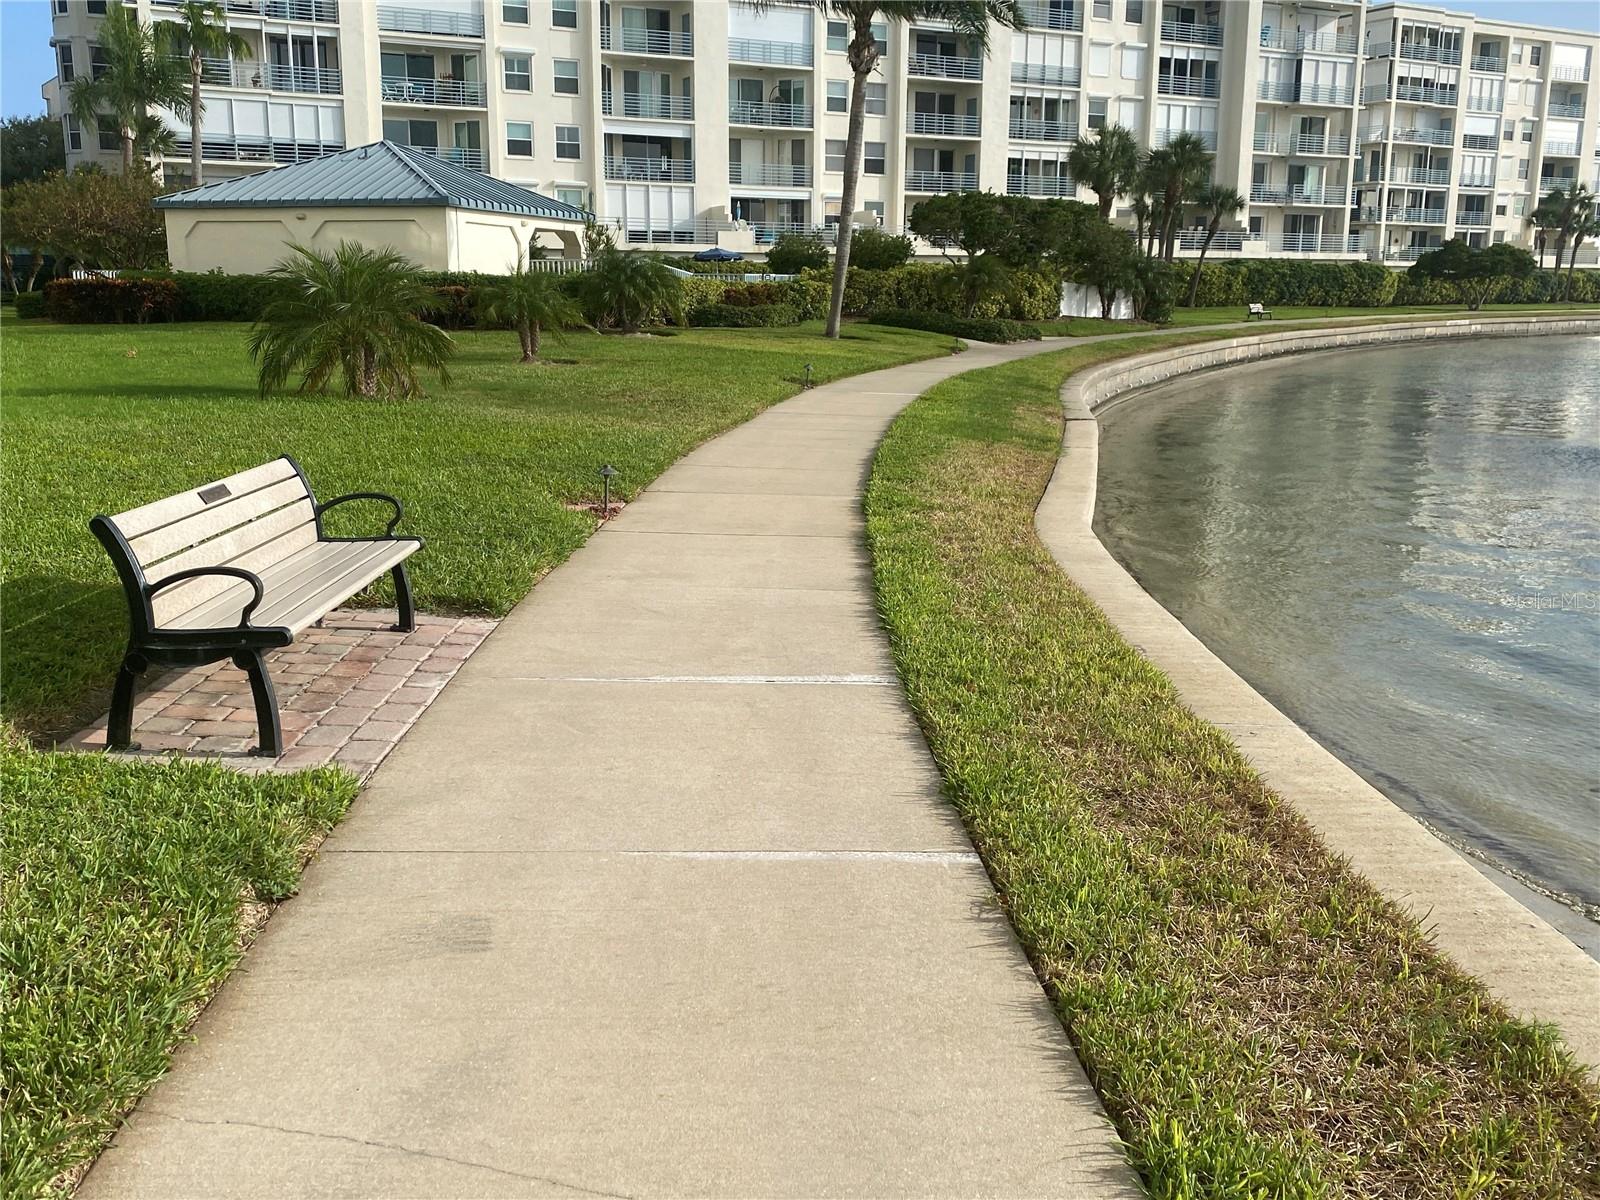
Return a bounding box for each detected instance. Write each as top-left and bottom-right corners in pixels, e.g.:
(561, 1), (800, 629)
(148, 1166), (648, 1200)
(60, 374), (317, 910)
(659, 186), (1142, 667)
(3, 0), (1598, 118)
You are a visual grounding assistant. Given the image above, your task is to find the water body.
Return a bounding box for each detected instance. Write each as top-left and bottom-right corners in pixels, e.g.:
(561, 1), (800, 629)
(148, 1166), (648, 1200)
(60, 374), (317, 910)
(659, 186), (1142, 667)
(1094, 335), (1600, 913)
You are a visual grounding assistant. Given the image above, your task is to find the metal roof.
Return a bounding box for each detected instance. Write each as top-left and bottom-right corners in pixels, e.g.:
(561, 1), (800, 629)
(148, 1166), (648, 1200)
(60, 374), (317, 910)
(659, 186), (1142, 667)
(153, 141), (591, 222)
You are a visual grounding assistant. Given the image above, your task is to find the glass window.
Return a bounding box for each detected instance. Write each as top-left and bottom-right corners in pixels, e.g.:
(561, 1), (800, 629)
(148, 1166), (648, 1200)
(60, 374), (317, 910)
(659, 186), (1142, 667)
(1512, 194), (1526, 215)
(86, 0), (106, 12)
(97, 116), (118, 151)
(827, 20), (847, 51)
(556, 186), (585, 208)
(553, 59), (578, 94)
(864, 82), (886, 114)
(89, 45), (108, 80)
(552, 0), (577, 26)
(1125, 0), (1144, 20)
(503, 55), (531, 90)
(52, 0), (67, 13)
(827, 80), (847, 112)
(864, 200), (885, 222)
(58, 43), (73, 83)
(503, 1), (528, 23)
(870, 22), (887, 54)
(1529, 45), (1542, 66)
(1093, 0), (1112, 18)
(1517, 157), (1529, 179)
(506, 122), (532, 155)
(1520, 119), (1534, 142)
(1502, 121), (1514, 140)
(1087, 97), (1107, 129)
(864, 140), (885, 173)
(555, 124), (580, 159)
(63, 114), (80, 151)
(825, 138), (846, 171)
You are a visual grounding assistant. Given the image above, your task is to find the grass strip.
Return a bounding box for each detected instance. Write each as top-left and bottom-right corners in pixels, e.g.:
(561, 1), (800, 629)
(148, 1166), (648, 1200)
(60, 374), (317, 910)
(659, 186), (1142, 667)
(864, 334), (1600, 1198)
(0, 737), (359, 1197)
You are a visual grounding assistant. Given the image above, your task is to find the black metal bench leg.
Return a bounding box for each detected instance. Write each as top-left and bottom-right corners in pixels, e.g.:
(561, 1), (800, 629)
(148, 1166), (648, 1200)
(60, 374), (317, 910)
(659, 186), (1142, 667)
(108, 653), (145, 751)
(233, 649), (283, 757)
(392, 562), (416, 633)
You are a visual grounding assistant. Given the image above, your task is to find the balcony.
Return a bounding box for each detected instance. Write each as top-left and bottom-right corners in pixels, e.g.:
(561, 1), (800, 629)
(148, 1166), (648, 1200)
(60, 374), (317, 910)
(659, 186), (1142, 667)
(1254, 132), (1351, 155)
(1274, 233), (1359, 253)
(729, 162), (812, 187)
(1454, 210), (1491, 226)
(1008, 116), (1075, 141)
(1545, 141), (1582, 156)
(908, 52), (983, 80)
(380, 75), (486, 106)
(1552, 64), (1590, 82)
(1393, 83), (1458, 106)
(1162, 20), (1222, 46)
(1382, 41), (1462, 65)
(1461, 132), (1495, 149)
(171, 134), (342, 164)
(1368, 206), (1447, 224)
(905, 170), (978, 192)
(1259, 80), (1352, 105)
(602, 91), (693, 120)
(728, 37), (812, 67)
(184, 57), (342, 94)
(1390, 166), (1450, 185)
(909, 112), (981, 137)
(375, 5), (483, 37)
(1259, 27), (1357, 54)
(1155, 127), (1216, 149)
(1006, 173), (1075, 196)
(1469, 54), (1504, 73)
(728, 100), (813, 128)
(1174, 228), (1254, 252)
(1457, 172), (1495, 187)
(1019, 1), (1082, 32)
(154, 0), (337, 19)
(1249, 183), (1347, 205)
(600, 26), (694, 56)
(1466, 93), (1503, 114)
(1011, 62), (1080, 87)
(1548, 101), (1585, 119)
(1161, 73), (1220, 99)
(604, 155), (694, 182)
(408, 144), (485, 170)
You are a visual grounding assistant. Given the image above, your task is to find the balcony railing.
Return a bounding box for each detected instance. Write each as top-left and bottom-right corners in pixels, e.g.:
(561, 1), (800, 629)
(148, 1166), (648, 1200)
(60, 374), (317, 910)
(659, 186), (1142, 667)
(1465, 94), (1503, 113)
(1019, 1), (1082, 32)
(1250, 184), (1347, 205)
(1552, 64), (1590, 82)
(617, 220), (731, 246)
(1155, 127), (1216, 149)
(909, 112), (980, 137)
(600, 26), (693, 56)
(1548, 102), (1585, 119)
(171, 135), (342, 164)
(1273, 233), (1358, 253)
(1391, 166), (1450, 185)
(602, 90), (693, 119)
(604, 155), (694, 182)
(1259, 27), (1357, 54)
(1174, 228), (1254, 251)
(729, 162), (812, 187)
(1161, 73), (1220, 99)
(375, 5), (483, 37)
(905, 169), (978, 192)
(1393, 84), (1458, 106)
(1454, 210), (1491, 226)
(380, 75), (486, 106)
(728, 100), (813, 127)
(410, 144), (485, 170)
(908, 52), (983, 80)
(1259, 80), (1353, 105)
(1379, 40), (1462, 65)
(1162, 20), (1222, 46)
(1254, 132), (1351, 155)
(728, 37), (812, 66)
(183, 57), (342, 94)
(1545, 141), (1582, 156)
(1006, 173), (1074, 196)
(1011, 62), (1080, 87)
(1366, 206), (1447, 224)
(1457, 172), (1495, 188)
(1008, 116), (1075, 141)
(1469, 54), (1504, 72)
(155, 0), (337, 19)
(1461, 132), (1495, 150)
(1377, 246), (1433, 262)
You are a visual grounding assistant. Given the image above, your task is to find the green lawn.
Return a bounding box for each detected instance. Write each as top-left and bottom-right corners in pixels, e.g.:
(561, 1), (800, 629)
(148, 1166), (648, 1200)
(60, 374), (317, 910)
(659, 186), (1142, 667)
(0, 736), (358, 1197)
(865, 335), (1600, 1197)
(1035, 301), (1600, 337)
(0, 318), (947, 737)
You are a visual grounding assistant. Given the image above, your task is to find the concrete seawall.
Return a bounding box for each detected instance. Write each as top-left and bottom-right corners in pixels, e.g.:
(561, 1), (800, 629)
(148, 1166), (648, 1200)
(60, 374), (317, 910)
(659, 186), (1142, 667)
(1035, 315), (1600, 1068)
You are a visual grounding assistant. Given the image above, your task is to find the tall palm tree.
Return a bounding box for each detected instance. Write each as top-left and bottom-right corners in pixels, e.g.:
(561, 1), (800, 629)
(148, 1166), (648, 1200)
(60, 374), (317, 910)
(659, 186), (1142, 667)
(249, 242), (454, 399)
(67, 3), (189, 174)
(1067, 124), (1140, 219)
(157, 1), (250, 186)
(476, 252), (583, 362)
(750, 1), (1023, 338)
(1564, 207), (1598, 301)
(1183, 184), (1245, 307)
(1527, 189), (1565, 268)
(1146, 132), (1214, 261)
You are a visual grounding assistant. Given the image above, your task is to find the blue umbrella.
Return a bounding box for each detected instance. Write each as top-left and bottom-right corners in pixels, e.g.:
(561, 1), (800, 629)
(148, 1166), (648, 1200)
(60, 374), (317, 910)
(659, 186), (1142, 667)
(693, 247), (745, 262)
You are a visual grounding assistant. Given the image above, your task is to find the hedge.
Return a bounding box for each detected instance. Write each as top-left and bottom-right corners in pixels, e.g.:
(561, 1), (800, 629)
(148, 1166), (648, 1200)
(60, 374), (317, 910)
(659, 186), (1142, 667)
(14, 291), (46, 319)
(1172, 259), (1600, 309)
(687, 302), (802, 328)
(42, 278), (180, 324)
(836, 264), (1060, 321)
(868, 309), (1042, 343)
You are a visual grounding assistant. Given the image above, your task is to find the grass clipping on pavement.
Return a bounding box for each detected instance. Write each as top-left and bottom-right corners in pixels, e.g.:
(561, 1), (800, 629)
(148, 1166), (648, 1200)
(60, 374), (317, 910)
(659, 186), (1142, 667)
(864, 337), (1600, 1198)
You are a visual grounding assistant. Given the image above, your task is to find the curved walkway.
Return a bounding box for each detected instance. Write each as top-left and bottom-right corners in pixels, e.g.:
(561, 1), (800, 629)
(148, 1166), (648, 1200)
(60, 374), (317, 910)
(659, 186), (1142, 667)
(80, 338), (1143, 1199)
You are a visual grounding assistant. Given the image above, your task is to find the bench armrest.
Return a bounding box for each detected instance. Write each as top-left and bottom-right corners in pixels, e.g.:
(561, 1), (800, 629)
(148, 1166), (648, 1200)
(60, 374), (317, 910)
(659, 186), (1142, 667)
(146, 565), (266, 629)
(315, 491), (405, 538)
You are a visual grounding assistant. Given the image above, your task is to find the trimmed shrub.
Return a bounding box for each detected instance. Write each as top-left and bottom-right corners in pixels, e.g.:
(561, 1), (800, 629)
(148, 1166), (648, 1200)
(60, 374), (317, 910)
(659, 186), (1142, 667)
(847, 228), (914, 271)
(427, 285), (475, 330)
(13, 290), (46, 319)
(1167, 259), (1399, 308)
(43, 277), (180, 324)
(720, 282), (788, 307)
(868, 309), (1041, 343)
(678, 276), (728, 315)
(687, 302), (801, 328)
(764, 233), (831, 275)
(1008, 269), (1062, 320)
(782, 277), (830, 320)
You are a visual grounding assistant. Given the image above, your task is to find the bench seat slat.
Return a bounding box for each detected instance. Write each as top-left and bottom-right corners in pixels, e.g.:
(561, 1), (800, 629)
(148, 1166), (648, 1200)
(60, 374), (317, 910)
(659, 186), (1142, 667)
(127, 477), (314, 569)
(149, 510), (320, 626)
(112, 459), (302, 541)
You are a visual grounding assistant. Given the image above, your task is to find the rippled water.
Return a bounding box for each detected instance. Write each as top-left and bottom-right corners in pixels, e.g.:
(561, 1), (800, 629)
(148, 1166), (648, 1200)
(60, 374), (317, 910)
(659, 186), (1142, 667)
(1094, 335), (1600, 909)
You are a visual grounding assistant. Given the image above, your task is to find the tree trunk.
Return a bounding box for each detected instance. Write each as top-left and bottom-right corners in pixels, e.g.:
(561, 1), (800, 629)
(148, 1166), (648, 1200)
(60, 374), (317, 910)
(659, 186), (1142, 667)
(122, 128), (136, 173)
(360, 345), (377, 397)
(1099, 191), (1114, 219)
(1565, 239), (1581, 301)
(1099, 288), (1113, 319)
(1186, 227), (1215, 307)
(825, 21), (876, 340)
(191, 57), (204, 186)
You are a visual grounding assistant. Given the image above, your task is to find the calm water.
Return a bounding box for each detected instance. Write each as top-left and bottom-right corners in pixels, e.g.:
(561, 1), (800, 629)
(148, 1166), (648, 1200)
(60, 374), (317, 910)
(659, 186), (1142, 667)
(1095, 335), (1600, 909)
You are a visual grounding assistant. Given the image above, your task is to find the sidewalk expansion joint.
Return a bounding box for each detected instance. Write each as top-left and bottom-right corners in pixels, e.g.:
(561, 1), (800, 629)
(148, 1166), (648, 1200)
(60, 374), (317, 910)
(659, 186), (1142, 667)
(504, 674), (899, 685)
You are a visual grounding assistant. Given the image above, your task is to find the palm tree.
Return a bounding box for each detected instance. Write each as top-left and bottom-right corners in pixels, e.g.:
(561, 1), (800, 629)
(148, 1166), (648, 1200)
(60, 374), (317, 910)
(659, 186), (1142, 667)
(1129, 192), (1151, 257)
(749, 1), (1023, 338)
(249, 242), (454, 399)
(1527, 189), (1566, 268)
(1067, 124), (1140, 219)
(67, 3), (189, 173)
(1564, 207), (1598, 301)
(156, 1), (250, 186)
(575, 249), (684, 332)
(476, 252), (582, 362)
(1183, 184), (1245, 307)
(1146, 132), (1214, 261)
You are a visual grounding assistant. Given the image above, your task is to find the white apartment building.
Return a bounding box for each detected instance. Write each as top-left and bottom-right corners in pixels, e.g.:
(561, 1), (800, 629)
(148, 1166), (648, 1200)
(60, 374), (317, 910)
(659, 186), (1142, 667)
(43, 0), (1600, 263)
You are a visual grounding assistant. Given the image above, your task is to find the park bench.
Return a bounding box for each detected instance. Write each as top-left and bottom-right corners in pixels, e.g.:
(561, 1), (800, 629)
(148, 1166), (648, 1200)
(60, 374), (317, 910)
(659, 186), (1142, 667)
(1246, 302), (1273, 320)
(90, 457), (423, 757)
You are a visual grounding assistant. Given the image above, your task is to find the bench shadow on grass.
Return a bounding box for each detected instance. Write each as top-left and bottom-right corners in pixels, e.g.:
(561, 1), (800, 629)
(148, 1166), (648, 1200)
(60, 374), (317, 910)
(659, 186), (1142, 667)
(1, 576), (128, 741)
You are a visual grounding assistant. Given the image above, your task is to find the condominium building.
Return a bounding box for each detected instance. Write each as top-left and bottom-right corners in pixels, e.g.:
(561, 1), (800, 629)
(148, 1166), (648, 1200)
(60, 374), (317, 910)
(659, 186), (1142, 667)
(43, 0), (1600, 263)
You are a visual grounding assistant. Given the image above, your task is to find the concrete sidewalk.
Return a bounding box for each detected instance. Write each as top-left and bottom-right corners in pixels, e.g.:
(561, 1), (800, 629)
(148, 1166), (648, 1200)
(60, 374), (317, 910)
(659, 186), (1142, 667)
(81, 339), (1142, 1199)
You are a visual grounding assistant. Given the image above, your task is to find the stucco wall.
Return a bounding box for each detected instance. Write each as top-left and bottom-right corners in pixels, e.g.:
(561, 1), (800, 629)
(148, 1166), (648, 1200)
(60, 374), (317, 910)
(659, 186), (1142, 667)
(163, 205), (447, 273)
(444, 209), (584, 273)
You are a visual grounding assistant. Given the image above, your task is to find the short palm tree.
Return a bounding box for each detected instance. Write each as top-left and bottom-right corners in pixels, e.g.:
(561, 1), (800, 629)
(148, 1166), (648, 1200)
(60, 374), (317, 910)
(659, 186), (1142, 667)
(748, 1), (1023, 338)
(1184, 184), (1245, 307)
(476, 252), (582, 362)
(157, 1), (250, 186)
(575, 249), (683, 332)
(1528, 189), (1565, 268)
(249, 241), (454, 399)
(1147, 132), (1214, 261)
(1068, 124), (1140, 219)
(1564, 209), (1598, 300)
(68, 3), (189, 173)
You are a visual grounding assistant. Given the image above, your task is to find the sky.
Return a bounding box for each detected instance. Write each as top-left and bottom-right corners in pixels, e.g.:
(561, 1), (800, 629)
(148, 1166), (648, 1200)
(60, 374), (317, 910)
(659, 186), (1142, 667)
(3, 0), (1598, 119)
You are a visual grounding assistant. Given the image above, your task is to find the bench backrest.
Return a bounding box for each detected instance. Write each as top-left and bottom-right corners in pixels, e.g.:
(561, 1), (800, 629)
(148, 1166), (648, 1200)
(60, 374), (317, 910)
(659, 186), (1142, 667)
(93, 457), (318, 629)
(1248, 302), (1265, 313)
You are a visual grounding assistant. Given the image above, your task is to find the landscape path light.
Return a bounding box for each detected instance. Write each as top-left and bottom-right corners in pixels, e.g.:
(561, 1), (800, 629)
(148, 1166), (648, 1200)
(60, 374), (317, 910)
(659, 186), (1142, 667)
(599, 463), (617, 517)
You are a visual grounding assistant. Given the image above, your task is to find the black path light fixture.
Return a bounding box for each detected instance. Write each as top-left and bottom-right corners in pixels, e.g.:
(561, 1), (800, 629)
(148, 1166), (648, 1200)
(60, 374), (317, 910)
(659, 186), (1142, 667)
(803, 362), (813, 389)
(598, 463), (617, 517)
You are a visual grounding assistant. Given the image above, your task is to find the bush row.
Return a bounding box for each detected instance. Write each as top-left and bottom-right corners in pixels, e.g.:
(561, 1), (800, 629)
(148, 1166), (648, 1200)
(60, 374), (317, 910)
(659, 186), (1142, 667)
(41, 277), (180, 323)
(833, 264), (1060, 321)
(686, 303), (801, 328)
(868, 309), (1042, 343)
(14, 291), (47, 319)
(1174, 259), (1600, 309)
